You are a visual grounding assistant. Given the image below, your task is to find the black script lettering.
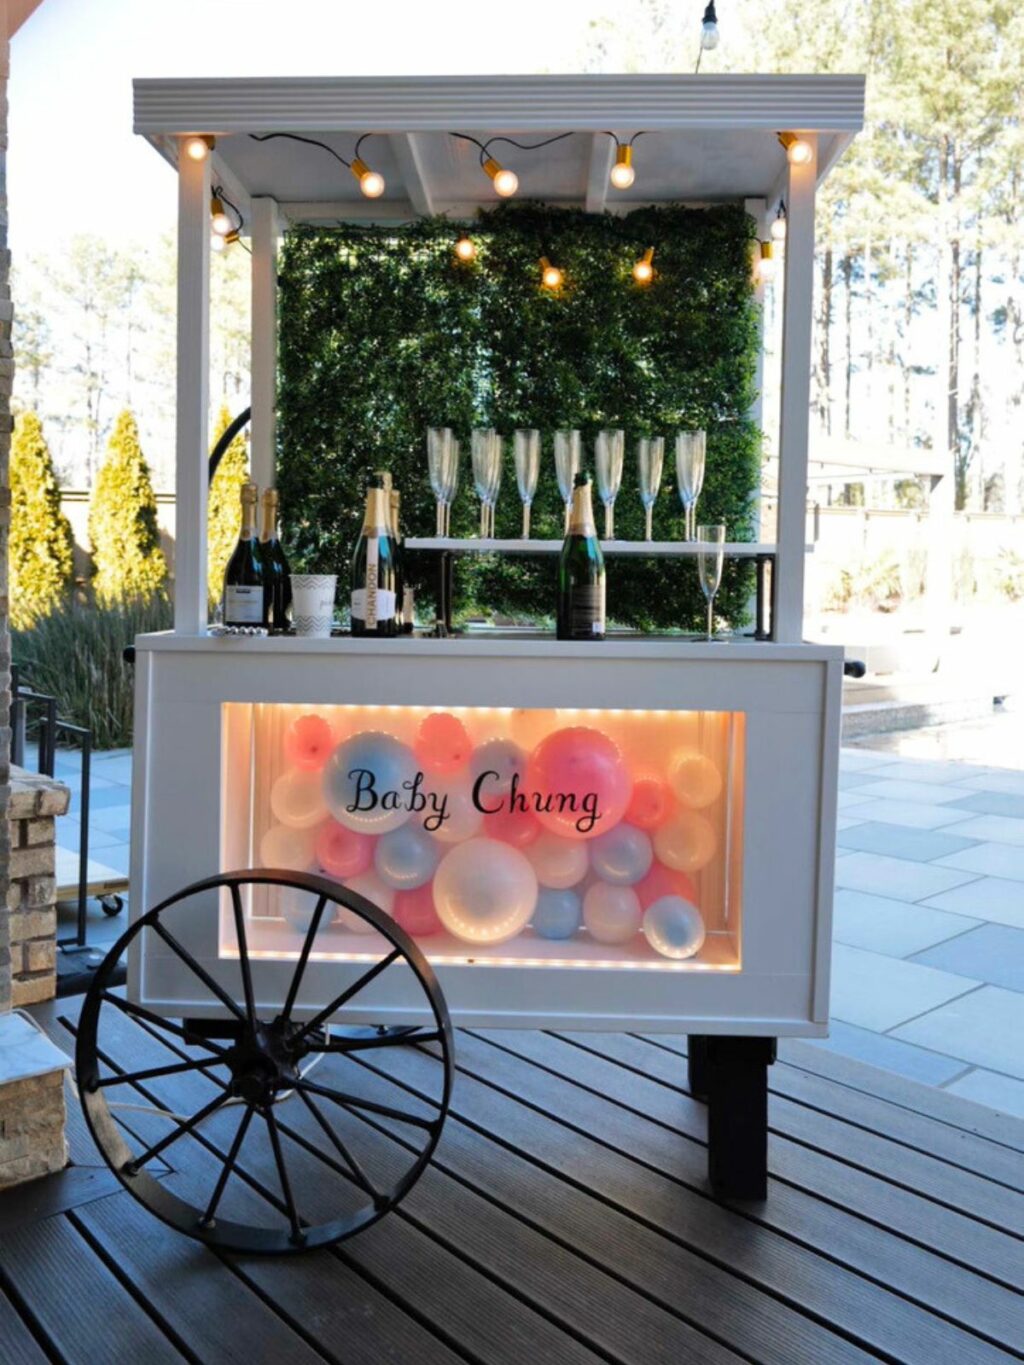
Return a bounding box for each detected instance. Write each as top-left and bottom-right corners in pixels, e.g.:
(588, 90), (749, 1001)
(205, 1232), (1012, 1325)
(577, 792), (600, 834)
(402, 773), (428, 814)
(381, 789), (402, 811)
(347, 768), (378, 813)
(471, 770), (504, 815)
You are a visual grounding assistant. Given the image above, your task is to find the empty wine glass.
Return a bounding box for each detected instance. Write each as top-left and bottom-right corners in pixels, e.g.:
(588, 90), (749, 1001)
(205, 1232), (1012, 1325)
(513, 429), (541, 538)
(427, 427), (457, 536)
(471, 428), (502, 539)
(554, 430), (582, 533)
(697, 523), (726, 640)
(637, 437), (664, 542)
(675, 430), (706, 542)
(595, 428), (625, 540)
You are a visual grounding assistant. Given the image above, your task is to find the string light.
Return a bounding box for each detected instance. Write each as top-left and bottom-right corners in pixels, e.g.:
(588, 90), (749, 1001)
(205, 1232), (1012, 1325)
(184, 135), (213, 161)
(771, 202), (787, 242)
(211, 233), (226, 253)
(453, 131), (574, 199)
(539, 256), (563, 290)
(484, 157), (519, 198)
(210, 195), (232, 236)
(610, 144), (635, 189)
(454, 236), (477, 262)
(778, 132), (813, 166)
(701, 1), (720, 49)
(249, 131), (385, 199)
(633, 247), (655, 284)
(757, 241), (776, 282)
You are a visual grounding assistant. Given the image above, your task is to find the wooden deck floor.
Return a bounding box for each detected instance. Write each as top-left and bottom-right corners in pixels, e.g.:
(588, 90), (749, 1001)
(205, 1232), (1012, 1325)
(2, 995), (1022, 1364)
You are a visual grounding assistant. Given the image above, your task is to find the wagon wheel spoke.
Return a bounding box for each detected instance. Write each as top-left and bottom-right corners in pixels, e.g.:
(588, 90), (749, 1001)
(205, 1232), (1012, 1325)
(101, 993), (229, 1057)
(293, 949), (403, 1043)
(200, 1103), (255, 1228)
(295, 1077), (439, 1132)
(280, 895), (329, 1023)
(125, 1093), (230, 1174)
(311, 1027), (445, 1054)
(151, 921), (247, 1024)
(295, 1086), (382, 1205)
(264, 1107), (305, 1244)
(94, 1056), (227, 1089)
(229, 882), (257, 1027)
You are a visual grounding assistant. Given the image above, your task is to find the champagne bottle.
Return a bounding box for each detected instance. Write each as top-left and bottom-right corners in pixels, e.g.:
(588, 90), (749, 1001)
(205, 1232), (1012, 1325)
(390, 486), (406, 633)
(557, 471), (606, 640)
(260, 487), (292, 633)
(351, 474), (399, 636)
(222, 481), (265, 627)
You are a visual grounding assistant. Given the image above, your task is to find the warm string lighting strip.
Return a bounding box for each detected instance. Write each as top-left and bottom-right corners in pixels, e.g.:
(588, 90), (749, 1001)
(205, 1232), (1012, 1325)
(249, 131), (386, 198)
(450, 130), (576, 199)
(210, 183), (245, 252)
(603, 130), (646, 189)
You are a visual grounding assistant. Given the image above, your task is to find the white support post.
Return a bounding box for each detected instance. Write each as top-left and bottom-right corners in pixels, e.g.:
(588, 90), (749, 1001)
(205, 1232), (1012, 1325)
(744, 198), (768, 545)
(250, 197), (280, 492)
(773, 136), (817, 643)
(175, 138), (211, 634)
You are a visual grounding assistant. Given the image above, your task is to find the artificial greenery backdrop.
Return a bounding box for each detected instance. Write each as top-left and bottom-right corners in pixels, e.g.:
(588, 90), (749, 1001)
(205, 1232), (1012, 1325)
(278, 202), (761, 629)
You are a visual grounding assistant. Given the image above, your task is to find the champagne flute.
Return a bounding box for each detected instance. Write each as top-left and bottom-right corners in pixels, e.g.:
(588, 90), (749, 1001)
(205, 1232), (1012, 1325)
(513, 429), (541, 538)
(554, 429), (581, 533)
(595, 428), (625, 540)
(471, 428), (502, 539)
(441, 436), (459, 536)
(427, 427), (455, 536)
(675, 430), (707, 542)
(696, 523), (726, 641)
(637, 436), (664, 542)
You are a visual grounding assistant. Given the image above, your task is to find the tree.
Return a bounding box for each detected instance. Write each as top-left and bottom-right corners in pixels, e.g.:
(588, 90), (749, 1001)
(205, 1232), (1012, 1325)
(88, 409), (167, 603)
(207, 405), (250, 605)
(9, 411), (75, 628)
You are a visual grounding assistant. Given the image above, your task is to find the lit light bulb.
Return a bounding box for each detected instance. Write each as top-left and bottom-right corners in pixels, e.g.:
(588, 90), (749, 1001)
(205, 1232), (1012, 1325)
(210, 197), (232, 235)
(632, 247), (655, 284)
(540, 257), (563, 290)
(757, 241), (776, 282)
(484, 157), (519, 198)
(351, 157), (385, 199)
(701, 1), (720, 49)
(771, 208), (787, 242)
(454, 236), (477, 262)
(211, 232), (227, 253)
(778, 132), (813, 166)
(610, 144), (635, 189)
(184, 135), (212, 161)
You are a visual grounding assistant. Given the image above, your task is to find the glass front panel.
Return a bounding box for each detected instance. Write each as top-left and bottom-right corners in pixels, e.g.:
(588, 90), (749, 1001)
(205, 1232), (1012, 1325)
(222, 703), (745, 971)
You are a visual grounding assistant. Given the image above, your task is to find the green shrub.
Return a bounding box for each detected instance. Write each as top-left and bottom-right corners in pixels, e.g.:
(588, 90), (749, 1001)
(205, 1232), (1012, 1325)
(278, 204), (761, 630)
(208, 405), (250, 606)
(12, 594), (172, 750)
(9, 411), (74, 628)
(88, 409), (168, 604)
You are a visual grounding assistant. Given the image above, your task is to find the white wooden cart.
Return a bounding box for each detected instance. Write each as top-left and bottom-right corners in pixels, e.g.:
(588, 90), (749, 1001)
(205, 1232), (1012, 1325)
(77, 74), (864, 1254)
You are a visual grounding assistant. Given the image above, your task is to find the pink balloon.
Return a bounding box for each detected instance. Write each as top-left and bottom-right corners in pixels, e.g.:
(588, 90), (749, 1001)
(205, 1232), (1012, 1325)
(315, 820), (374, 880)
(626, 775), (673, 831)
(634, 861), (698, 910)
(415, 712), (473, 775)
(394, 884), (444, 938)
(526, 726), (632, 841)
(482, 805), (541, 849)
(284, 714), (334, 771)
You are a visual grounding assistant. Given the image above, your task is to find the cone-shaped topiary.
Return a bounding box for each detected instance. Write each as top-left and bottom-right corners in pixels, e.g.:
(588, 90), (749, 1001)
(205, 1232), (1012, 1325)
(88, 409), (168, 604)
(10, 411), (75, 628)
(207, 405), (250, 606)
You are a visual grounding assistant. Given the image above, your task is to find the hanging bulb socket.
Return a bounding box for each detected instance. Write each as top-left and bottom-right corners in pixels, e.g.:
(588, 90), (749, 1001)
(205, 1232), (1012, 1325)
(757, 240), (777, 281)
(454, 236), (477, 262)
(210, 195), (232, 236)
(632, 246), (655, 284)
(351, 156), (385, 198)
(484, 156), (519, 198)
(701, 1), (720, 49)
(184, 135), (214, 161)
(540, 256), (563, 290)
(610, 144), (635, 189)
(778, 132), (813, 166)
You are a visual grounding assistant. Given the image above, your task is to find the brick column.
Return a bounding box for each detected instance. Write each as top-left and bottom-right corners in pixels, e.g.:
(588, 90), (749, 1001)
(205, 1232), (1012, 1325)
(7, 767), (69, 1004)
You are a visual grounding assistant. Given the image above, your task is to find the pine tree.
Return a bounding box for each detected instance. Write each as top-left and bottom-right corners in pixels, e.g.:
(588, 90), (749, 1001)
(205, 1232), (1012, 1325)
(88, 409), (168, 603)
(9, 411), (75, 628)
(207, 405), (250, 605)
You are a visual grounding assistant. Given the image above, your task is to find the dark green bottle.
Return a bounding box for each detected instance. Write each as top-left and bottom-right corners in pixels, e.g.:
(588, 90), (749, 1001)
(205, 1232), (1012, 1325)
(351, 474), (399, 636)
(260, 488), (292, 632)
(222, 480), (265, 626)
(557, 471), (606, 640)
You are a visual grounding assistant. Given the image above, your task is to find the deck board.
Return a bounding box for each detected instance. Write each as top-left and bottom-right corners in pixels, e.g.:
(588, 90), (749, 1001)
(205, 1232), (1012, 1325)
(0, 995), (1020, 1365)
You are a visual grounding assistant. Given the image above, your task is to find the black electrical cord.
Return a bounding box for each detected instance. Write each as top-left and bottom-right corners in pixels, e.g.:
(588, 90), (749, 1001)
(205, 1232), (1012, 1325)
(212, 184), (244, 235)
(451, 130), (576, 168)
(602, 130), (647, 148)
(249, 131), (352, 169)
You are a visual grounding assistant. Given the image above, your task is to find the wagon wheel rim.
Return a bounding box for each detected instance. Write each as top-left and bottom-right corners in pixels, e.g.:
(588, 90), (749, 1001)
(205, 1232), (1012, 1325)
(75, 868), (454, 1255)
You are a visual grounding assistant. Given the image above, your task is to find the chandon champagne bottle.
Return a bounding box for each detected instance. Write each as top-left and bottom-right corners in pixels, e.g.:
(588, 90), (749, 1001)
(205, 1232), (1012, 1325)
(351, 475), (399, 636)
(260, 487), (292, 633)
(557, 471), (606, 640)
(222, 481), (265, 627)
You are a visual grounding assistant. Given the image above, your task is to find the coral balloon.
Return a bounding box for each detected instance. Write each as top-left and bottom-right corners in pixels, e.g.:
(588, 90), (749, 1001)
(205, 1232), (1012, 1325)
(589, 822), (653, 886)
(433, 839), (537, 945)
(470, 738), (526, 796)
(424, 773), (484, 844)
(583, 882), (642, 944)
(315, 821), (374, 880)
(482, 805), (541, 849)
(260, 823), (316, 871)
(527, 831), (589, 889)
(270, 768), (328, 830)
(375, 824), (440, 890)
(634, 861), (698, 910)
(644, 895), (706, 960)
(526, 726), (632, 841)
(532, 887), (582, 940)
(668, 751), (723, 809)
(653, 811), (718, 873)
(324, 731), (417, 834)
(625, 775), (673, 830)
(339, 870), (394, 932)
(284, 713), (334, 771)
(415, 712), (472, 775)
(393, 884), (444, 938)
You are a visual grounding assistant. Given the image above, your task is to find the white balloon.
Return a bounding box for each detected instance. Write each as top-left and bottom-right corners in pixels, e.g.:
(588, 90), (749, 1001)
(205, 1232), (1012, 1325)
(424, 773), (485, 844)
(270, 768), (329, 830)
(583, 882), (642, 945)
(433, 838), (537, 944)
(338, 871), (395, 933)
(644, 895), (706, 960)
(653, 811), (718, 873)
(260, 823), (317, 871)
(527, 831), (589, 889)
(668, 750), (723, 809)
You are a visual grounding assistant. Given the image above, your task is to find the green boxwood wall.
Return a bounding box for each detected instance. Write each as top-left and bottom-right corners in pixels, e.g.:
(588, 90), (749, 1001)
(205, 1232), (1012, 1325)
(277, 202), (762, 630)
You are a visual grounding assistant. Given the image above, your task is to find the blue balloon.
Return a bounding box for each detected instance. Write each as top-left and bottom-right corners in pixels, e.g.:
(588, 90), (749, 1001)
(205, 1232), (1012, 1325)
(324, 731), (418, 833)
(589, 822), (653, 886)
(375, 824), (441, 890)
(470, 737), (526, 796)
(532, 887), (582, 940)
(644, 895), (705, 960)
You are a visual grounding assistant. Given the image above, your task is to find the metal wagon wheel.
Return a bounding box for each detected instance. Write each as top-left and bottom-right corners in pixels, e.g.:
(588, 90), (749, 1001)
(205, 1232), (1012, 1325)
(76, 868), (454, 1255)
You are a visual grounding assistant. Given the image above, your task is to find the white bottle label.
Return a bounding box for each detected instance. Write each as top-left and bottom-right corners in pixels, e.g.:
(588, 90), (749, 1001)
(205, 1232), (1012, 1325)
(225, 585), (263, 624)
(351, 588), (396, 622)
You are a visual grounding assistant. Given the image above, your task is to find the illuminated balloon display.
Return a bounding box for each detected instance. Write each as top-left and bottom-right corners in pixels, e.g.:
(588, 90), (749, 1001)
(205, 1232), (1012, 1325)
(415, 712), (473, 774)
(283, 713), (334, 771)
(532, 887), (582, 940)
(625, 775), (673, 830)
(583, 882), (642, 944)
(340, 870), (395, 931)
(525, 727), (632, 841)
(394, 884), (444, 937)
(528, 831), (589, 889)
(260, 822), (316, 871)
(653, 811), (718, 873)
(589, 822), (653, 885)
(270, 768), (328, 830)
(375, 824), (440, 890)
(668, 751), (722, 809)
(470, 738), (526, 795)
(324, 731), (418, 834)
(644, 896), (706, 960)
(433, 838), (538, 944)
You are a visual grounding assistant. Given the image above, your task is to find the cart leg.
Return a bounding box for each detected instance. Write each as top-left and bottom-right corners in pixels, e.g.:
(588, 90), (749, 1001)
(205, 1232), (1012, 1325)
(687, 1034), (710, 1098)
(706, 1036), (776, 1201)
